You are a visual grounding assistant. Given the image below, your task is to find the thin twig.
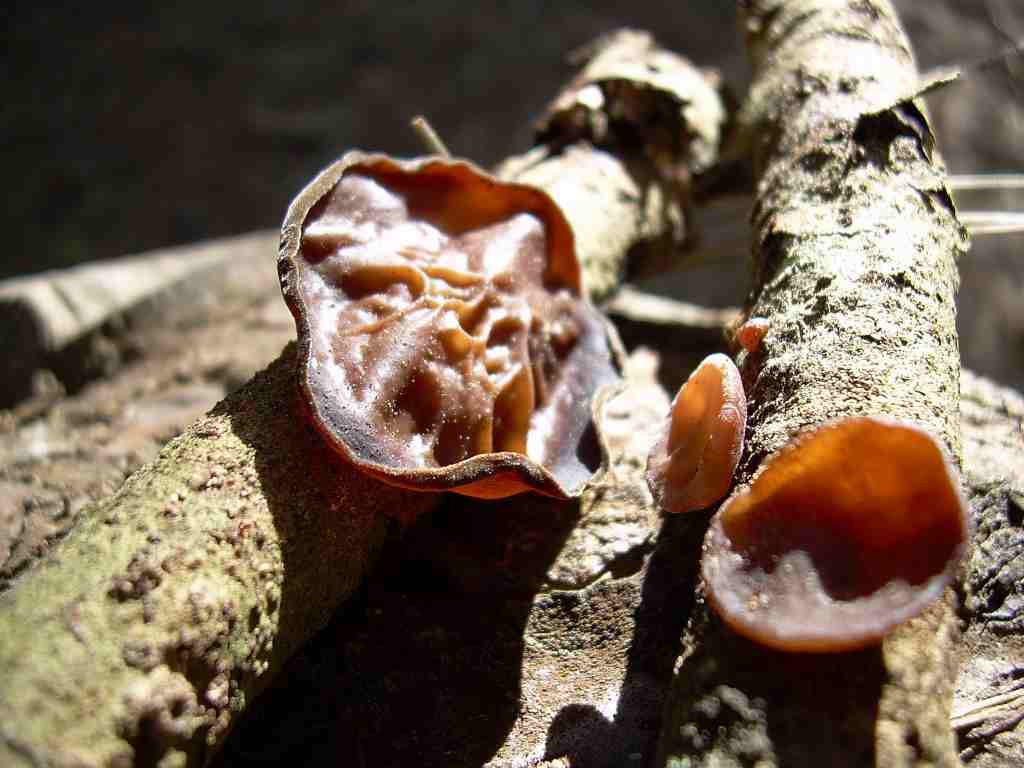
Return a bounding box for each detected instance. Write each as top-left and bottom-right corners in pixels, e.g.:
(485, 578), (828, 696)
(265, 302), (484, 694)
(920, 40), (1023, 84)
(951, 689), (1024, 731)
(950, 173), (1024, 190)
(960, 210), (1024, 235)
(410, 115), (451, 158)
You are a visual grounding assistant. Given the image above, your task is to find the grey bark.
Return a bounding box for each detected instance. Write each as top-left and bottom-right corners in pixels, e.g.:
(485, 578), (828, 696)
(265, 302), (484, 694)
(0, 238), (291, 594)
(657, 1), (968, 767)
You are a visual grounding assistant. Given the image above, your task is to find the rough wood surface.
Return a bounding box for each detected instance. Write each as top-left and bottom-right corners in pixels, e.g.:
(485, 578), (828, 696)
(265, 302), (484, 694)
(0, 347), (435, 767)
(2, 270), (1021, 768)
(657, 1), (968, 766)
(6, 9), (1013, 766)
(0, 237), (290, 592)
(499, 28), (727, 301)
(194, 348), (1024, 768)
(0, 33), (726, 768)
(955, 371), (1024, 766)
(279, 350), (678, 768)
(499, 145), (685, 301)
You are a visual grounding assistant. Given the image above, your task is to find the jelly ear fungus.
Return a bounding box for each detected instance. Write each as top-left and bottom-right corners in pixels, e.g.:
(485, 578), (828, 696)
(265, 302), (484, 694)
(701, 416), (969, 653)
(645, 354), (747, 515)
(278, 152), (620, 499)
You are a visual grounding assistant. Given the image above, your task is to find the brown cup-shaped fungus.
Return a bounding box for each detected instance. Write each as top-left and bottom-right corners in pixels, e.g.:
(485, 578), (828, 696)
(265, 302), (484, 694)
(278, 152), (620, 499)
(646, 353), (746, 514)
(702, 417), (970, 653)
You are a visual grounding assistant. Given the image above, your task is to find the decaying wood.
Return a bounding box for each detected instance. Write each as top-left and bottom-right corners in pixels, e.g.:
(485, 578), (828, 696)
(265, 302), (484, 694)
(2, 281), (1021, 768)
(0, 32), (726, 768)
(6, 6), (1015, 766)
(657, 1), (968, 767)
(201, 8), (1020, 762)
(191, 352), (1024, 768)
(499, 28), (726, 301)
(287, 349), (677, 768)
(955, 370), (1024, 766)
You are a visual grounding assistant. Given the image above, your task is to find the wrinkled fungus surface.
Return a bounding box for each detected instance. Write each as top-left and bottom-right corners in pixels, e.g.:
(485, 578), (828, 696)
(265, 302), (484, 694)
(278, 152), (619, 498)
(646, 353), (746, 514)
(702, 417), (969, 653)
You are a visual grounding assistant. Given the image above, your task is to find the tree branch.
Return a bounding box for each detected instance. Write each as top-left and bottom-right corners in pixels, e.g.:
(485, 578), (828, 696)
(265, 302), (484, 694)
(657, 1), (967, 765)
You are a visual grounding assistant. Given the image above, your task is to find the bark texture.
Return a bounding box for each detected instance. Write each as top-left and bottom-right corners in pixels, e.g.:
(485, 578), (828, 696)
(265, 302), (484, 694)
(657, 1), (967, 766)
(955, 371), (1024, 766)
(0, 348), (433, 768)
(0, 32), (725, 768)
(499, 29), (726, 300)
(0, 234), (290, 593)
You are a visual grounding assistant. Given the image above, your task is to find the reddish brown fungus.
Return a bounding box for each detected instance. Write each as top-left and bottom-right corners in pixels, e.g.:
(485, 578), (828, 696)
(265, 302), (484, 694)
(736, 317), (769, 354)
(278, 152), (619, 499)
(702, 417), (969, 653)
(645, 353), (746, 514)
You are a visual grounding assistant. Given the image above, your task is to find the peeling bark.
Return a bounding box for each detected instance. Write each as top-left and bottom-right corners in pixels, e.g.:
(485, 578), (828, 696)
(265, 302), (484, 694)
(499, 28), (726, 300)
(657, 2), (967, 767)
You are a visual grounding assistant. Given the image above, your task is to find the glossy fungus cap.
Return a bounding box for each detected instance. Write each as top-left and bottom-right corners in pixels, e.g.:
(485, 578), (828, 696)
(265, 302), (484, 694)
(278, 152), (620, 499)
(702, 416), (969, 652)
(646, 353), (746, 514)
(735, 317), (769, 354)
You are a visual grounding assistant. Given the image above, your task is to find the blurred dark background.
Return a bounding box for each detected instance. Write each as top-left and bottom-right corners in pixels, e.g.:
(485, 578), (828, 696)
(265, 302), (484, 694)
(4, 1), (1023, 386)
(3, 1), (740, 277)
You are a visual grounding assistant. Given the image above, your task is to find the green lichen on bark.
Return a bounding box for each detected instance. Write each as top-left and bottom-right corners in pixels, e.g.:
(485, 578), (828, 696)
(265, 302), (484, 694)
(657, 1), (967, 767)
(0, 349), (434, 767)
